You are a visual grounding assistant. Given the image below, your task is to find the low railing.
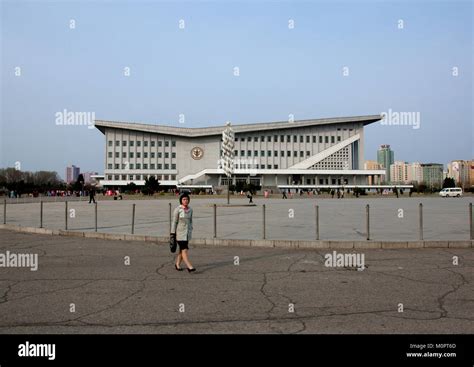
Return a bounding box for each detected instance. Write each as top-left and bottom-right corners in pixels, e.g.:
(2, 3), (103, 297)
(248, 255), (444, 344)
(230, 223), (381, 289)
(1, 199), (473, 241)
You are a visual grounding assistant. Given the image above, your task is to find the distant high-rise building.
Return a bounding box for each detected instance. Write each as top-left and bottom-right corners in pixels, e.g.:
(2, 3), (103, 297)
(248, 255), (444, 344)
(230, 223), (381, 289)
(364, 160), (383, 185)
(421, 163), (444, 189)
(407, 162), (423, 184)
(66, 165), (80, 184)
(447, 160), (472, 189)
(390, 161), (409, 184)
(389, 161), (423, 185)
(377, 145), (394, 183)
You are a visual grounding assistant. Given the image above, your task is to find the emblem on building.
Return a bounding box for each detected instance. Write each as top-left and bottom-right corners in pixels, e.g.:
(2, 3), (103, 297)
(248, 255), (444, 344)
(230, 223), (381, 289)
(191, 147), (204, 160)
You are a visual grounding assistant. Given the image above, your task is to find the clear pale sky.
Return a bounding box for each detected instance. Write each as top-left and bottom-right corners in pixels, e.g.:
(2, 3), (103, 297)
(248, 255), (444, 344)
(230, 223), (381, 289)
(1, 0), (472, 179)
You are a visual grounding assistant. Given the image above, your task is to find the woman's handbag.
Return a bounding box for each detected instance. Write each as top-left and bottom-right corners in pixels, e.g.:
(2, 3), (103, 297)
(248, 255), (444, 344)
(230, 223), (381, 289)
(170, 233), (177, 253)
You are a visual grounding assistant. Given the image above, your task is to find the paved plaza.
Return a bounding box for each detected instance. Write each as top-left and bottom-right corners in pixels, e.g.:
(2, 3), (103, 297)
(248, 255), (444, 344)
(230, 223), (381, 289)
(0, 229), (473, 334)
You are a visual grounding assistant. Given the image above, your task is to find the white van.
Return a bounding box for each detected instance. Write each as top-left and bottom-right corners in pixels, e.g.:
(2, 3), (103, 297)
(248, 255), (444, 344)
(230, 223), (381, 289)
(439, 187), (463, 197)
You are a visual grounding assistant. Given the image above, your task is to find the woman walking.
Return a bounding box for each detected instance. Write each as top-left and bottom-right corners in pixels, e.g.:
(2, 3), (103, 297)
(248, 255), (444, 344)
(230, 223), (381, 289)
(170, 193), (196, 272)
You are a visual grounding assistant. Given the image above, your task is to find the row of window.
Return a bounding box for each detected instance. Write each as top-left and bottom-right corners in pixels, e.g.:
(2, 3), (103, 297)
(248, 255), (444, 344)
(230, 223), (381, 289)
(312, 164), (347, 169)
(235, 134), (347, 143)
(233, 164), (279, 169)
(107, 174), (176, 181)
(232, 150), (312, 158)
(109, 134), (348, 147)
(219, 177), (347, 185)
(108, 152), (176, 159)
(309, 179), (345, 185)
(107, 163), (176, 170)
(108, 140), (176, 147)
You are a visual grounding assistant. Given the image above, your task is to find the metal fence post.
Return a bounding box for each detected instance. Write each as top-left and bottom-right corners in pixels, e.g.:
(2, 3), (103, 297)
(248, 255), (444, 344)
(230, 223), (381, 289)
(316, 205), (319, 240)
(366, 204), (370, 240)
(213, 204), (217, 238)
(3, 199), (6, 224)
(469, 203), (473, 240)
(419, 203), (423, 241)
(263, 204), (266, 239)
(169, 203), (172, 233)
(95, 202), (98, 232)
(131, 203), (136, 234)
(65, 201), (68, 230)
(40, 201), (43, 228)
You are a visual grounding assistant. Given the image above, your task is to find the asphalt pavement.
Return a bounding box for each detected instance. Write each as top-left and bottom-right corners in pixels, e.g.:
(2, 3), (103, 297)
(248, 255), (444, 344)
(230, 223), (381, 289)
(0, 229), (473, 334)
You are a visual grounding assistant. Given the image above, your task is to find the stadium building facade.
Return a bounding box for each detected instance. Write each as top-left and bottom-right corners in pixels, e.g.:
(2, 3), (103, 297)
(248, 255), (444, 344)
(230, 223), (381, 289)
(94, 115), (388, 191)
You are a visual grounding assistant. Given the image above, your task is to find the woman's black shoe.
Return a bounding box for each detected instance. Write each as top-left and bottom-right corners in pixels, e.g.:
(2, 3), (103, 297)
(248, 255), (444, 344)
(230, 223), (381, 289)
(175, 264), (183, 271)
(187, 268), (196, 273)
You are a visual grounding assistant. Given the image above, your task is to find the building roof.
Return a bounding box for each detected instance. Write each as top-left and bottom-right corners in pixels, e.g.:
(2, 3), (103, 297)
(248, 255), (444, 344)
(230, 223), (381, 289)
(94, 115), (382, 137)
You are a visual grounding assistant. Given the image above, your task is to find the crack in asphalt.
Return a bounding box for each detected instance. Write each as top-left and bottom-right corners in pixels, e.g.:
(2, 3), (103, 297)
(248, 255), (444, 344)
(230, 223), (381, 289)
(70, 274), (159, 324)
(0, 307), (454, 330)
(287, 254), (306, 273)
(70, 260), (175, 323)
(436, 268), (470, 319)
(368, 269), (455, 287)
(1, 289), (473, 331)
(0, 281), (21, 305)
(2, 280), (99, 303)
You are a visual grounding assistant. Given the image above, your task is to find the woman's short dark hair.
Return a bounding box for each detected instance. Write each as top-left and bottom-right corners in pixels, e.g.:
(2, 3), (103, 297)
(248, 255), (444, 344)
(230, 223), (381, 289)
(179, 193), (190, 204)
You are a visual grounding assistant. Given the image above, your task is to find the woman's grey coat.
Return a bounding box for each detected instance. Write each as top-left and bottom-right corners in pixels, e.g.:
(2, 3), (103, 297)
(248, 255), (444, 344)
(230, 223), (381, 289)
(171, 206), (193, 241)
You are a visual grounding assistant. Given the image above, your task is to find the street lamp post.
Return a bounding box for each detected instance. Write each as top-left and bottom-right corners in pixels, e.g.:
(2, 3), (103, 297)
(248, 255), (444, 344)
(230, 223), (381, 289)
(221, 122), (235, 205)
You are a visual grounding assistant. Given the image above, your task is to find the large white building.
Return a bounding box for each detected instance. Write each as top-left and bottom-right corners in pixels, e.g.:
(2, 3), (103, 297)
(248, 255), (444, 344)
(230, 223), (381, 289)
(94, 115), (390, 191)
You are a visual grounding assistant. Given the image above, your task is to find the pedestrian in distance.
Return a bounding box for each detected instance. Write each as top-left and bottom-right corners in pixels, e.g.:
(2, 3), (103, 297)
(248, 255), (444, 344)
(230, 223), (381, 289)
(170, 193), (196, 272)
(247, 191), (253, 204)
(89, 188), (96, 204)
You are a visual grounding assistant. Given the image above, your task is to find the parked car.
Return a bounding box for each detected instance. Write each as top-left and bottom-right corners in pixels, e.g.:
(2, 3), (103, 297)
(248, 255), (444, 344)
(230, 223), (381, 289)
(439, 187), (463, 197)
